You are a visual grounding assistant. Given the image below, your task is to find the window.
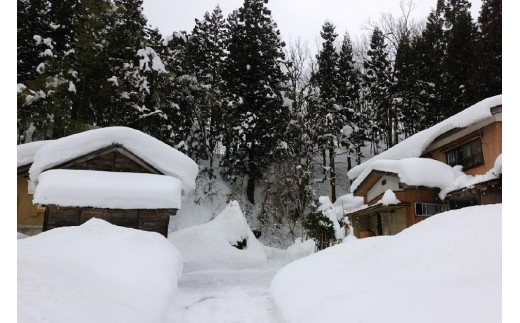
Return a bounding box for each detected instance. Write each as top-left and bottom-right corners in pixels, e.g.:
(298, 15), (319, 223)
(415, 202), (448, 216)
(381, 179), (386, 186)
(446, 138), (484, 170)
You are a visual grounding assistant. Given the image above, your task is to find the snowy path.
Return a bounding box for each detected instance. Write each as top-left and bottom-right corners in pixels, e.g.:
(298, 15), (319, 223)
(167, 266), (286, 323)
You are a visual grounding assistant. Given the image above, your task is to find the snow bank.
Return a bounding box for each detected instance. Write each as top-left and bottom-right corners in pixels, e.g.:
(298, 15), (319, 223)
(29, 127), (198, 193)
(348, 95), (502, 179)
(33, 169), (182, 209)
(17, 140), (53, 167)
(18, 219), (183, 323)
(169, 201), (268, 272)
(379, 189), (401, 205)
(264, 238), (316, 265)
(351, 157), (464, 193)
(271, 204), (501, 323)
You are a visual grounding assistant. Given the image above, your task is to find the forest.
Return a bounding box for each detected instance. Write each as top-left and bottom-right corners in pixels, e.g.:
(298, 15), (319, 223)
(17, 0), (501, 244)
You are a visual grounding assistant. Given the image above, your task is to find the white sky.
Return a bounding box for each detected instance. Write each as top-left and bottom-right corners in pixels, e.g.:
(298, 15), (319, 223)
(142, 0), (482, 49)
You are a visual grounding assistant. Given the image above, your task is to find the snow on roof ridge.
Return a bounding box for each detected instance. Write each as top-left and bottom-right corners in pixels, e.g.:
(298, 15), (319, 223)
(29, 127), (199, 193)
(348, 95), (502, 180)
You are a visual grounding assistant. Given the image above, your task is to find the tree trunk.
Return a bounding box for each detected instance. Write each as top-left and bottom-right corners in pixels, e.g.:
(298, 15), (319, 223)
(247, 177), (255, 205)
(329, 146), (336, 203)
(347, 155), (352, 171)
(322, 149), (327, 175)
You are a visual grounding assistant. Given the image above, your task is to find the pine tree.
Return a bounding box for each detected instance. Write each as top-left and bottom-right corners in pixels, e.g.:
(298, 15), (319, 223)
(471, 0), (501, 100)
(185, 6), (228, 176)
(363, 27), (394, 150)
(443, 0), (478, 115)
(411, 0), (447, 129)
(336, 32), (364, 171)
(221, 0), (288, 205)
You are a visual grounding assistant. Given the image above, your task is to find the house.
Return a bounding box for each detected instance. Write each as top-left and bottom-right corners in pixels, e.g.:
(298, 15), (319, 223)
(19, 127), (199, 237)
(17, 140), (53, 236)
(345, 95), (502, 238)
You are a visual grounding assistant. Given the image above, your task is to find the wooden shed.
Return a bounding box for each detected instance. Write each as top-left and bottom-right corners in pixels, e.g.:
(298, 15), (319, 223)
(27, 127), (199, 237)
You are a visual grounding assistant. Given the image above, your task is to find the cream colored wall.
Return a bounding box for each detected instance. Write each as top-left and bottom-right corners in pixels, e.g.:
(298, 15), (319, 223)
(367, 174), (402, 203)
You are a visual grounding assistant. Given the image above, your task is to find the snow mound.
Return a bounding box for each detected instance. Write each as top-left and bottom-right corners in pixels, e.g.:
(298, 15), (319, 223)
(351, 157), (464, 193)
(29, 127), (199, 193)
(18, 219), (183, 323)
(169, 201), (268, 272)
(17, 140), (53, 167)
(271, 204), (501, 323)
(264, 238), (316, 265)
(33, 169), (182, 209)
(348, 95), (502, 180)
(379, 189), (401, 205)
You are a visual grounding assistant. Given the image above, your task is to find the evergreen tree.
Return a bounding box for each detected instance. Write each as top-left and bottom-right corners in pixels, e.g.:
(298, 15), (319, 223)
(336, 32), (364, 171)
(443, 0), (478, 115)
(185, 6), (228, 176)
(412, 0), (448, 128)
(221, 0), (288, 205)
(363, 27), (394, 150)
(471, 0), (501, 100)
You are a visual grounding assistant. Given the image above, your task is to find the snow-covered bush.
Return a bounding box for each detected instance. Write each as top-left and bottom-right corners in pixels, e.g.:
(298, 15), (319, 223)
(18, 219), (183, 323)
(271, 204), (501, 323)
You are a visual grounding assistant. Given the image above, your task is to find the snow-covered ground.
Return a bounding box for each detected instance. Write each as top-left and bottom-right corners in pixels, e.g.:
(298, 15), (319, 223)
(271, 204), (502, 323)
(167, 201), (315, 323)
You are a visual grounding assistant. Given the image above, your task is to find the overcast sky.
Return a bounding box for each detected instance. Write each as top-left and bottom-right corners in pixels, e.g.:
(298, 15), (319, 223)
(142, 0), (482, 48)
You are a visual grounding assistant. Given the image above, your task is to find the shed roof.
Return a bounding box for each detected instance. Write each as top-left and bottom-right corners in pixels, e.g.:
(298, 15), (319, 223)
(17, 140), (53, 168)
(29, 127), (199, 193)
(348, 95), (502, 180)
(33, 169), (182, 209)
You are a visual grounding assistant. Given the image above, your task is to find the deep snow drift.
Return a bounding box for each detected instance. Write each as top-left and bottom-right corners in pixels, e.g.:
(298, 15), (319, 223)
(271, 204), (501, 323)
(169, 200), (315, 272)
(18, 219), (183, 323)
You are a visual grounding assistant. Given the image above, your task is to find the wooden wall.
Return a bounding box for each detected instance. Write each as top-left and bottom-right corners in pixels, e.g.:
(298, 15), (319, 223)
(17, 177), (45, 235)
(43, 205), (176, 237)
(429, 121), (502, 176)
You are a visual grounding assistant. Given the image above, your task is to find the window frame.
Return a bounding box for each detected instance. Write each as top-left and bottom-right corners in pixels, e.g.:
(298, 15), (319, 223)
(445, 137), (484, 170)
(414, 202), (449, 217)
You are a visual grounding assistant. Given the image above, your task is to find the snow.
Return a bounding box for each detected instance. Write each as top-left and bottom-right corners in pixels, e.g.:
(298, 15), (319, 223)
(17, 83), (26, 93)
(107, 76), (119, 86)
(137, 47), (166, 73)
(318, 196), (345, 240)
(441, 153), (502, 198)
(271, 204), (501, 323)
(17, 232), (29, 240)
(17, 140), (53, 167)
(348, 95), (502, 180)
(68, 81), (76, 93)
(351, 157), (465, 193)
(333, 193), (365, 214)
(33, 169), (182, 209)
(379, 189), (401, 205)
(29, 127), (199, 193)
(169, 201), (268, 272)
(18, 219), (183, 323)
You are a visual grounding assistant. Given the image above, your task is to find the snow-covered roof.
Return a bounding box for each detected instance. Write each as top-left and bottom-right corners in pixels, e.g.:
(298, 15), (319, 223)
(378, 189), (401, 206)
(348, 95), (502, 180)
(29, 127), (199, 193)
(33, 169), (182, 209)
(351, 157), (464, 193)
(441, 153), (502, 198)
(17, 140), (53, 167)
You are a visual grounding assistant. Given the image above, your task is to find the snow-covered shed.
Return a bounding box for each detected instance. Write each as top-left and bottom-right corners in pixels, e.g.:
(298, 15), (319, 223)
(17, 140), (53, 236)
(28, 127), (199, 237)
(345, 95), (502, 238)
